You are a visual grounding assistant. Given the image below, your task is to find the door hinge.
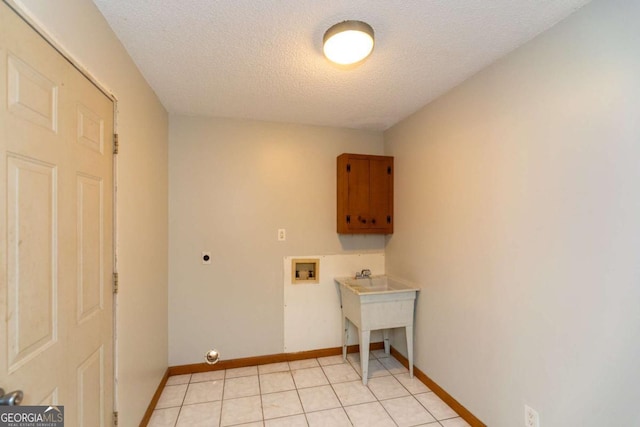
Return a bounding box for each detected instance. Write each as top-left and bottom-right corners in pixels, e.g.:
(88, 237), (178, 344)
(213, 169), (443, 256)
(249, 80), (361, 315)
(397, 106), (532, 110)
(387, 166), (392, 175)
(387, 215), (391, 224)
(346, 163), (351, 173)
(113, 272), (119, 294)
(113, 411), (118, 426)
(113, 133), (119, 155)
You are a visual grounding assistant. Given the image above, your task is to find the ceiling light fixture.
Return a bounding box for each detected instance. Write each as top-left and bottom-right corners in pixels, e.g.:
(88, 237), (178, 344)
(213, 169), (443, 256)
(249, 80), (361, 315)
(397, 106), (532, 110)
(323, 20), (374, 66)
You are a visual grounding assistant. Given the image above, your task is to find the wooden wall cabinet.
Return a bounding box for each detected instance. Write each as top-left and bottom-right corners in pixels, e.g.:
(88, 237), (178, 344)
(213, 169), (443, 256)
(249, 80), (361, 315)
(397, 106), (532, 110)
(337, 153), (394, 234)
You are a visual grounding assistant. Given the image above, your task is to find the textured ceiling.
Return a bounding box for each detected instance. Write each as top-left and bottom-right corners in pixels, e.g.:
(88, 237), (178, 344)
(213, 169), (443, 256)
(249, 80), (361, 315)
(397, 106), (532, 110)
(92, 0), (590, 131)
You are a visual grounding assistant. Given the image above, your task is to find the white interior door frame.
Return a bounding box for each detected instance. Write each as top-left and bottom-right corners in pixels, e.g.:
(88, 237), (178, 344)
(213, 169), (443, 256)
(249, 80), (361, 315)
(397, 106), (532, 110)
(2, 0), (121, 414)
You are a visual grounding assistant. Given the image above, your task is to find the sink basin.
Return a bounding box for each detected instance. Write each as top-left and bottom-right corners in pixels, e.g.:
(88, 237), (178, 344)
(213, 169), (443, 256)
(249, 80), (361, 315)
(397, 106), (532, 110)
(338, 275), (419, 295)
(335, 275), (420, 385)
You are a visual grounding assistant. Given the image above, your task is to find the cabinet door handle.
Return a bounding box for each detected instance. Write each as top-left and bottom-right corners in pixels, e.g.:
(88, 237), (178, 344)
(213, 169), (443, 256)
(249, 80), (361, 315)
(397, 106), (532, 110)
(371, 218), (376, 224)
(358, 216), (367, 224)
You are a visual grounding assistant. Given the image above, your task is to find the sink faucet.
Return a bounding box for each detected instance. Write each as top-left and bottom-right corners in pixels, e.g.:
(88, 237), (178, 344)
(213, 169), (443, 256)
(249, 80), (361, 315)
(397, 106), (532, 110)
(355, 269), (372, 279)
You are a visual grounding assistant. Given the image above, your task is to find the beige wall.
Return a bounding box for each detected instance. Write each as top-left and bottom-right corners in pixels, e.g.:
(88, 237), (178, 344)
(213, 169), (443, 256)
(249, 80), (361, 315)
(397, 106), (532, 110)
(9, 1), (170, 425)
(15, 0), (640, 425)
(384, 0), (640, 425)
(169, 116), (384, 365)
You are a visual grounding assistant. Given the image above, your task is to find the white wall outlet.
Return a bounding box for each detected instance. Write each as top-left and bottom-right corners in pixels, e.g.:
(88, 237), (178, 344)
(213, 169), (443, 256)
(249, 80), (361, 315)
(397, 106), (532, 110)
(278, 229), (286, 241)
(525, 405), (540, 427)
(202, 251), (212, 265)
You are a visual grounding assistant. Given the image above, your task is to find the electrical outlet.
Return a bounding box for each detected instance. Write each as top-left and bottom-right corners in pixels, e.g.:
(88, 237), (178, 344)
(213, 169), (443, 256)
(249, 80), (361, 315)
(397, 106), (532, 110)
(525, 405), (539, 427)
(278, 229), (286, 241)
(202, 251), (211, 265)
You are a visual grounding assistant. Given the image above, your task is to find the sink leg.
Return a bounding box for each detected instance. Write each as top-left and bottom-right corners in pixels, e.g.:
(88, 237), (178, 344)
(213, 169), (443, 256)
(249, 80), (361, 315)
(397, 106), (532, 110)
(360, 330), (371, 385)
(383, 329), (390, 355)
(406, 325), (414, 378)
(342, 316), (349, 361)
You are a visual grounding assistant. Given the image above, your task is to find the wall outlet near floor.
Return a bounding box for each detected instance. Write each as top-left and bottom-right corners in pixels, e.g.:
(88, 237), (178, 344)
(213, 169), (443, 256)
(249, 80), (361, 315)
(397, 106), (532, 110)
(278, 229), (286, 241)
(525, 405), (540, 427)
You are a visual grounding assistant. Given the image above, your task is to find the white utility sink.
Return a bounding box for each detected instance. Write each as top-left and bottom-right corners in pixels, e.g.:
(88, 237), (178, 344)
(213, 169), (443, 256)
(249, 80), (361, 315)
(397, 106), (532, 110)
(335, 275), (420, 385)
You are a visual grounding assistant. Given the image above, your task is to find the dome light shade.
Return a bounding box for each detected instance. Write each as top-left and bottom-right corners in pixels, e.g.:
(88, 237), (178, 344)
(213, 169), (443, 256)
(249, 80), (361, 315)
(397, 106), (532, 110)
(323, 20), (374, 65)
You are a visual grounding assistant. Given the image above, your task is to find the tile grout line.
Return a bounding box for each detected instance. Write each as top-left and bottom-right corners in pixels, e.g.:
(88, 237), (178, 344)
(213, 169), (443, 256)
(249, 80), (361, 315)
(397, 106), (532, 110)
(218, 370), (226, 427)
(172, 376), (191, 427)
(157, 353), (469, 427)
(374, 354), (446, 426)
(382, 363), (438, 426)
(352, 351), (401, 427)
(321, 356), (356, 427)
(343, 352), (372, 426)
(348, 351), (443, 427)
(328, 353), (368, 426)
(289, 361), (311, 427)
(257, 365), (265, 425)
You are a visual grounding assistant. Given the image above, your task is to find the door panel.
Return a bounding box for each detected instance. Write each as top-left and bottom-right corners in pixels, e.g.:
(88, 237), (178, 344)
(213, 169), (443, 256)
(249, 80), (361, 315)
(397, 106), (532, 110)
(76, 103), (104, 154)
(369, 158), (392, 230)
(347, 158), (370, 230)
(77, 346), (104, 427)
(7, 53), (58, 132)
(77, 173), (104, 323)
(0, 3), (114, 425)
(6, 154), (57, 371)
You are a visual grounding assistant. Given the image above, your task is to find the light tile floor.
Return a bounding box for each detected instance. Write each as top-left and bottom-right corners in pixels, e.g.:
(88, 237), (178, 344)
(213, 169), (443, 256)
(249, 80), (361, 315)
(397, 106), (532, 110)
(148, 351), (471, 427)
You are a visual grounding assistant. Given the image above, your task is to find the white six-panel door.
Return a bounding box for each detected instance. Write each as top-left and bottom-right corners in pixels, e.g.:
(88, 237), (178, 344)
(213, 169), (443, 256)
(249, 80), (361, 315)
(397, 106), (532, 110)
(0, 2), (114, 425)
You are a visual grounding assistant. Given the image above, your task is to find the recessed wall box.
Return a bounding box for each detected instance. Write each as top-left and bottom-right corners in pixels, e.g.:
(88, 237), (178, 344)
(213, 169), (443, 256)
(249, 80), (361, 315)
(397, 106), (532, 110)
(291, 258), (319, 284)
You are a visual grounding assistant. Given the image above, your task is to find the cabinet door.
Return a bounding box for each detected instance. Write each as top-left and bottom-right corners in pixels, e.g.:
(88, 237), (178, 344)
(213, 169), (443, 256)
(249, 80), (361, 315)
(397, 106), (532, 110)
(337, 153), (393, 234)
(369, 158), (393, 231)
(346, 158), (371, 230)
